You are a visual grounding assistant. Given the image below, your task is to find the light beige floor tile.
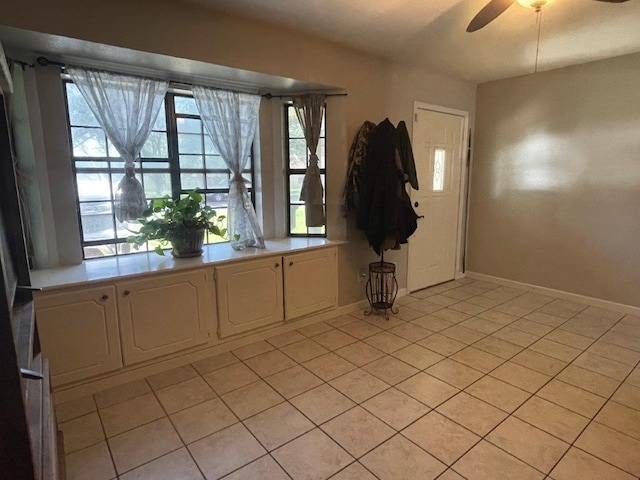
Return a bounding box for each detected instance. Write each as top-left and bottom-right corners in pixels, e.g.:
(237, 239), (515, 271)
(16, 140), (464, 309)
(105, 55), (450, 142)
(146, 365), (198, 390)
(396, 294), (421, 305)
(467, 295), (502, 309)
(313, 329), (358, 350)
(388, 323), (432, 342)
(362, 388), (429, 430)
(221, 380), (283, 420)
(449, 301), (489, 316)
(402, 411), (480, 465)
(59, 412), (105, 454)
(514, 396), (589, 443)
(441, 288), (476, 301)
(426, 359), (484, 389)
(395, 305), (433, 321)
(575, 422), (640, 476)
(223, 455), (290, 480)
(453, 440), (544, 480)
(436, 392), (507, 436)
(459, 317), (503, 334)
(417, 333), (466, 355)
(327, 314), (359, 328)
(437, 469), (466, 480)
(330, 462), (377, 479)
(266, 330), (307, 348)
(364, 315), (405, 330)
(601, 331), (640, 353)
(465, 376), (530, 413)
(473, 336), (523, 359)
(322, 406), (395, 457)
(362, 356), (419, 385)
(511, 349), (567, 376)
(335, 341), (386, 367)
(537, 379), (607, 418)
(231, 340), (274, 360)
(612, 383), (640, 411)
(244, 349), (297, 377)
(510, 318), (554, 337)
(412, 315), (455, 333)
(427, 294), (460, 307)
(56, 395), (97, 424)
(587, 341), (640, 366)
(538, 299), (587, 319)
(119, 448), (203, 480)
(363, 331), (410, 354)
(94, 379), (151, 409)
(487, 416), (569, 473)
(572, 352), (633, 381)
(291, 384), (355, 425)
(528, 338), (582, 362)
(330, 368), (390, 403)
(189, 423), (266, 479)
(392, 344), (444, 369)
(450, 347), (504, 373)
(191, 351), (238, 375)
(477, 309), (519, 325)
(155, 377), (216, 414)
(524, 311), (567, 327)
(99, 392), (165, 437)
(494, 302), (537, 318)
(550, 447), (636, 480)
(273, 428), (353, 480)
(440, 325), (486, 345)
(338, 320), (384, 339)
(595, 401), (640, 440)
(491, 327), (539, 347)
(361, 435), (446, 480)
(544, 329), (593, 350)
(170, 397), (237, 444)
(65, 441), (115, 480)
(396, 372), (459, 408)
(109, 418), (182, 474)
(203, 362), (259, 395)
(627, 367), (640, 387)
(561, 318), (612, 339)
(244, 402), (314, 451)
(297, 321), (333, 337)
(281, 338), (330, 363)
(265, 365), (324, 399)
(556, 365), (621, 397)
(303, 352), (357, 381)
(489, 361), (551, 393)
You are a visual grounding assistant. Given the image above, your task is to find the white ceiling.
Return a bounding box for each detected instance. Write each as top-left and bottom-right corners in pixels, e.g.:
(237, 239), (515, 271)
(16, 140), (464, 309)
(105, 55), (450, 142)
(186, 0), (640, 82)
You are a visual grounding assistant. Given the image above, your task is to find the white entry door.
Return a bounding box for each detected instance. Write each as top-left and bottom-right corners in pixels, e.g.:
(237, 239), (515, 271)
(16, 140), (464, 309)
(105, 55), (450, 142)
(408, 106), (467, 292)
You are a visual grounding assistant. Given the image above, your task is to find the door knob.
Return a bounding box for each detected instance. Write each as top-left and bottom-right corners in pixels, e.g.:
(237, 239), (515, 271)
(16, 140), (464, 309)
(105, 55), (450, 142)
(289, 261), (294, 267)
(101, 294), (109, 301)
(414, 201), (419, 208)
(123, 290), (130, 296)
(275, 262), (279, 268)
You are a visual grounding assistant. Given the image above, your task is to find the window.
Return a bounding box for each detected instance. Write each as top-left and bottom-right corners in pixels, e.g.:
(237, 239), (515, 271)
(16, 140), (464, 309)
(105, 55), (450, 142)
(433, 148), (446, 192)
(284, 104), (326, 236)
(64, 82), (254, 259)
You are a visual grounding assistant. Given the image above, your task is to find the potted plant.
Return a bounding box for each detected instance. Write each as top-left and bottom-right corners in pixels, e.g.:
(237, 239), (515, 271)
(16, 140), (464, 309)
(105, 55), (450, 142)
(127, 190), (226, 257)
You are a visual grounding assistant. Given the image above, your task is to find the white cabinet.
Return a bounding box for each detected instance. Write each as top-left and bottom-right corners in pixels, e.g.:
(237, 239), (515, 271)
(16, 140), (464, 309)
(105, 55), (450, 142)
(216, 257), (284, 338)
(283, 248), (337, 320)
(117, 270), (212, 365)
(34, 286), (122, 386)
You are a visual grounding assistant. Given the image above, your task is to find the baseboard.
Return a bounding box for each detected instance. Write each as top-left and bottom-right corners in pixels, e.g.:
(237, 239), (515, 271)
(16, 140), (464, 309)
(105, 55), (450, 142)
(52, 299), (368, 404)
(466, 271), (640, 317)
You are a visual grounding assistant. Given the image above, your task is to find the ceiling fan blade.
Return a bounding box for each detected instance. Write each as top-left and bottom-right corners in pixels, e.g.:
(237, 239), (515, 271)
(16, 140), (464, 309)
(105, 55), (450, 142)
(592, 0), (629, 3)
(467, 0), (517, 32)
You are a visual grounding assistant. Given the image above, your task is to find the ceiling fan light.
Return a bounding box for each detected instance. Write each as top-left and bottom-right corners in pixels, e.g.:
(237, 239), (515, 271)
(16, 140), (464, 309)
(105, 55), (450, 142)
(517, 0), (553, 9)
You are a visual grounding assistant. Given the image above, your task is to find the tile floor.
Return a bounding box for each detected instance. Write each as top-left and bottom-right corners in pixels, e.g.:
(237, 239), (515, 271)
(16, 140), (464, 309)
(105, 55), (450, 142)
(56, 278), (640, 480)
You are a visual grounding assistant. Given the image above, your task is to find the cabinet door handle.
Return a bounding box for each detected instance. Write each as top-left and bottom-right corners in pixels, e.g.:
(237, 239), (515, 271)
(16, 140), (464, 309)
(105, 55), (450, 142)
(289, 261), (294, 267)
(275, 263), (279, 268)
(20, 368), (43, 380)
(101, 294), (109, 301)
(123, 290), (130, 296)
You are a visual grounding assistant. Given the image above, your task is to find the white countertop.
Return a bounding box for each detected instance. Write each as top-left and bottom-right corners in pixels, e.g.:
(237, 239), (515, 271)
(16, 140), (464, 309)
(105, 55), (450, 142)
(31, 238), (344, 290)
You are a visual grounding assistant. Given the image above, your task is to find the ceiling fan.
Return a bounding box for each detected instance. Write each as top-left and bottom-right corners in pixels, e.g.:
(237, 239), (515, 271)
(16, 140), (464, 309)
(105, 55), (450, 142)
(467, 0), (630, 32)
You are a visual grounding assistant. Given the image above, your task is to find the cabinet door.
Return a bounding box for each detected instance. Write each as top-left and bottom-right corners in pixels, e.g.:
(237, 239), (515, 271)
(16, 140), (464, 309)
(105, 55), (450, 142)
(284, 247), (337, 321)
(35, 286), (122, 386)
(118, 270), (210, 365)
(216, 258), (283, 338)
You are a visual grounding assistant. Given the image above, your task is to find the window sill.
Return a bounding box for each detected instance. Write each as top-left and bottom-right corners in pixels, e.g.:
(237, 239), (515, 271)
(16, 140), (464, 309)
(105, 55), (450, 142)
(31, 238), (345, 291)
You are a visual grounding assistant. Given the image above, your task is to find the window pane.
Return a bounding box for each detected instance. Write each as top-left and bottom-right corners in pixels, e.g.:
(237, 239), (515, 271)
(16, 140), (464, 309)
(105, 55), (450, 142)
(179, 155), (203, 169)
(151, 103), (166, 131)
(178, 133), (203, 154)
(71, 127), (107, 157)
(140, 161), (170, 170)
(66, 83), (100, 127)
(289, 174), (305, 203)
(181, 173), (205, 190)
(289, 139), (307, 169)
(204, 136), (218, 155)
(75, 160), (107, 169)
(80, 202), (114, 241)
(77, 173), (111, 201)
(205, 193), (228, 209)
(205, 207), (228, 244)
(287, 109), (304, 138)
(317, 138), (325, 169)
(142, 173), (172, 198)
(84, 244), (116, 259)
(205, 173), (229, 190)
(308, 226), (325, 235)
(174, 96), (198, 115)
(290, 205), (306, 234)
(140, 131), (169, 158)
(176, 117), (201, 134)
(205, 155), (226, 170)
(433, 149), (446, 192)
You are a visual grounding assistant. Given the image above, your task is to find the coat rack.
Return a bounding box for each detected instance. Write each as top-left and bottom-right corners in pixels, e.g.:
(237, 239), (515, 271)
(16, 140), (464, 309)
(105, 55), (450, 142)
(364, 250), (398, 319)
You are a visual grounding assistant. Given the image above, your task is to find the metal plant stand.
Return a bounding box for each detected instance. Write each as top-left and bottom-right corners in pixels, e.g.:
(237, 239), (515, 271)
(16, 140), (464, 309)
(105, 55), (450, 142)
(364, 252), (399, 319)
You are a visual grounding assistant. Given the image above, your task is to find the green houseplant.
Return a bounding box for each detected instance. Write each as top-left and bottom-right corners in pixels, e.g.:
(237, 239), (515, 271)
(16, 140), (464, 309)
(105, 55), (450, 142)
(127, 190), (226, 257)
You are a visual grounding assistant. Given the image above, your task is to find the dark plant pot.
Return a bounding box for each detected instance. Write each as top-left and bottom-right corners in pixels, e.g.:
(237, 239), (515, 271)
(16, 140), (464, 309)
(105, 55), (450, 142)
(171, 228), (205, 258)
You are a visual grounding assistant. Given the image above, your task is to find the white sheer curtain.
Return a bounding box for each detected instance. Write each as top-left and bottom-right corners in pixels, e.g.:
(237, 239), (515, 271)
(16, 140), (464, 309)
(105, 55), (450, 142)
(293, 94), (326, 227)
(67, 67), (168, 222)
(192, 87), (265, 249)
